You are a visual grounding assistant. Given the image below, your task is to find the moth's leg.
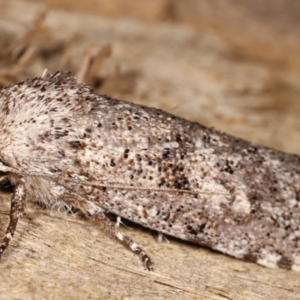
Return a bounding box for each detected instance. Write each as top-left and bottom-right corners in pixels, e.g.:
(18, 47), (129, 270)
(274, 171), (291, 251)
(116, 216), (131, 229)
(95, 211), (154, 271)
(157, 232), (170, 243)
(0, 178), (26, 257)
(58, 198), (154, 270)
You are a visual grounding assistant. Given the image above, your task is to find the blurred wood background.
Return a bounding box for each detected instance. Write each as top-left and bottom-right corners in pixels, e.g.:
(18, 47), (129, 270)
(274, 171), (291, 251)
(0, 0), (300, 299)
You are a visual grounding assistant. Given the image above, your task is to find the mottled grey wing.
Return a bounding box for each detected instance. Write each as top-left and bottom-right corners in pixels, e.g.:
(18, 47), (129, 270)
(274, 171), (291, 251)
(50, 91), (300, 271)
(2, 72), (299, 271)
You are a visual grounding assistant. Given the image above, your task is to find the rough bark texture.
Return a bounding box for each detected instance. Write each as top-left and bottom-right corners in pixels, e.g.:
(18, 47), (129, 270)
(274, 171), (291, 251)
(0, 0), (300, 299)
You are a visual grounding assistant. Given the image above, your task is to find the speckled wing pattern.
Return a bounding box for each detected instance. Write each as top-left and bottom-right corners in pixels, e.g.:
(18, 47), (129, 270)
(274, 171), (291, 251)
(0, 72), (300, 271)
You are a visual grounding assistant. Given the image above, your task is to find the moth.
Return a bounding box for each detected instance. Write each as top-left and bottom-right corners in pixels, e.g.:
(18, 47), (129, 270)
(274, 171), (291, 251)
(0, 71), (300, 272)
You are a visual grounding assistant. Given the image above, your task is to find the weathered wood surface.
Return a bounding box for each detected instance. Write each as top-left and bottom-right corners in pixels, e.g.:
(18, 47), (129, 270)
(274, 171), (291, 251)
(0, 1), (300, 299)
